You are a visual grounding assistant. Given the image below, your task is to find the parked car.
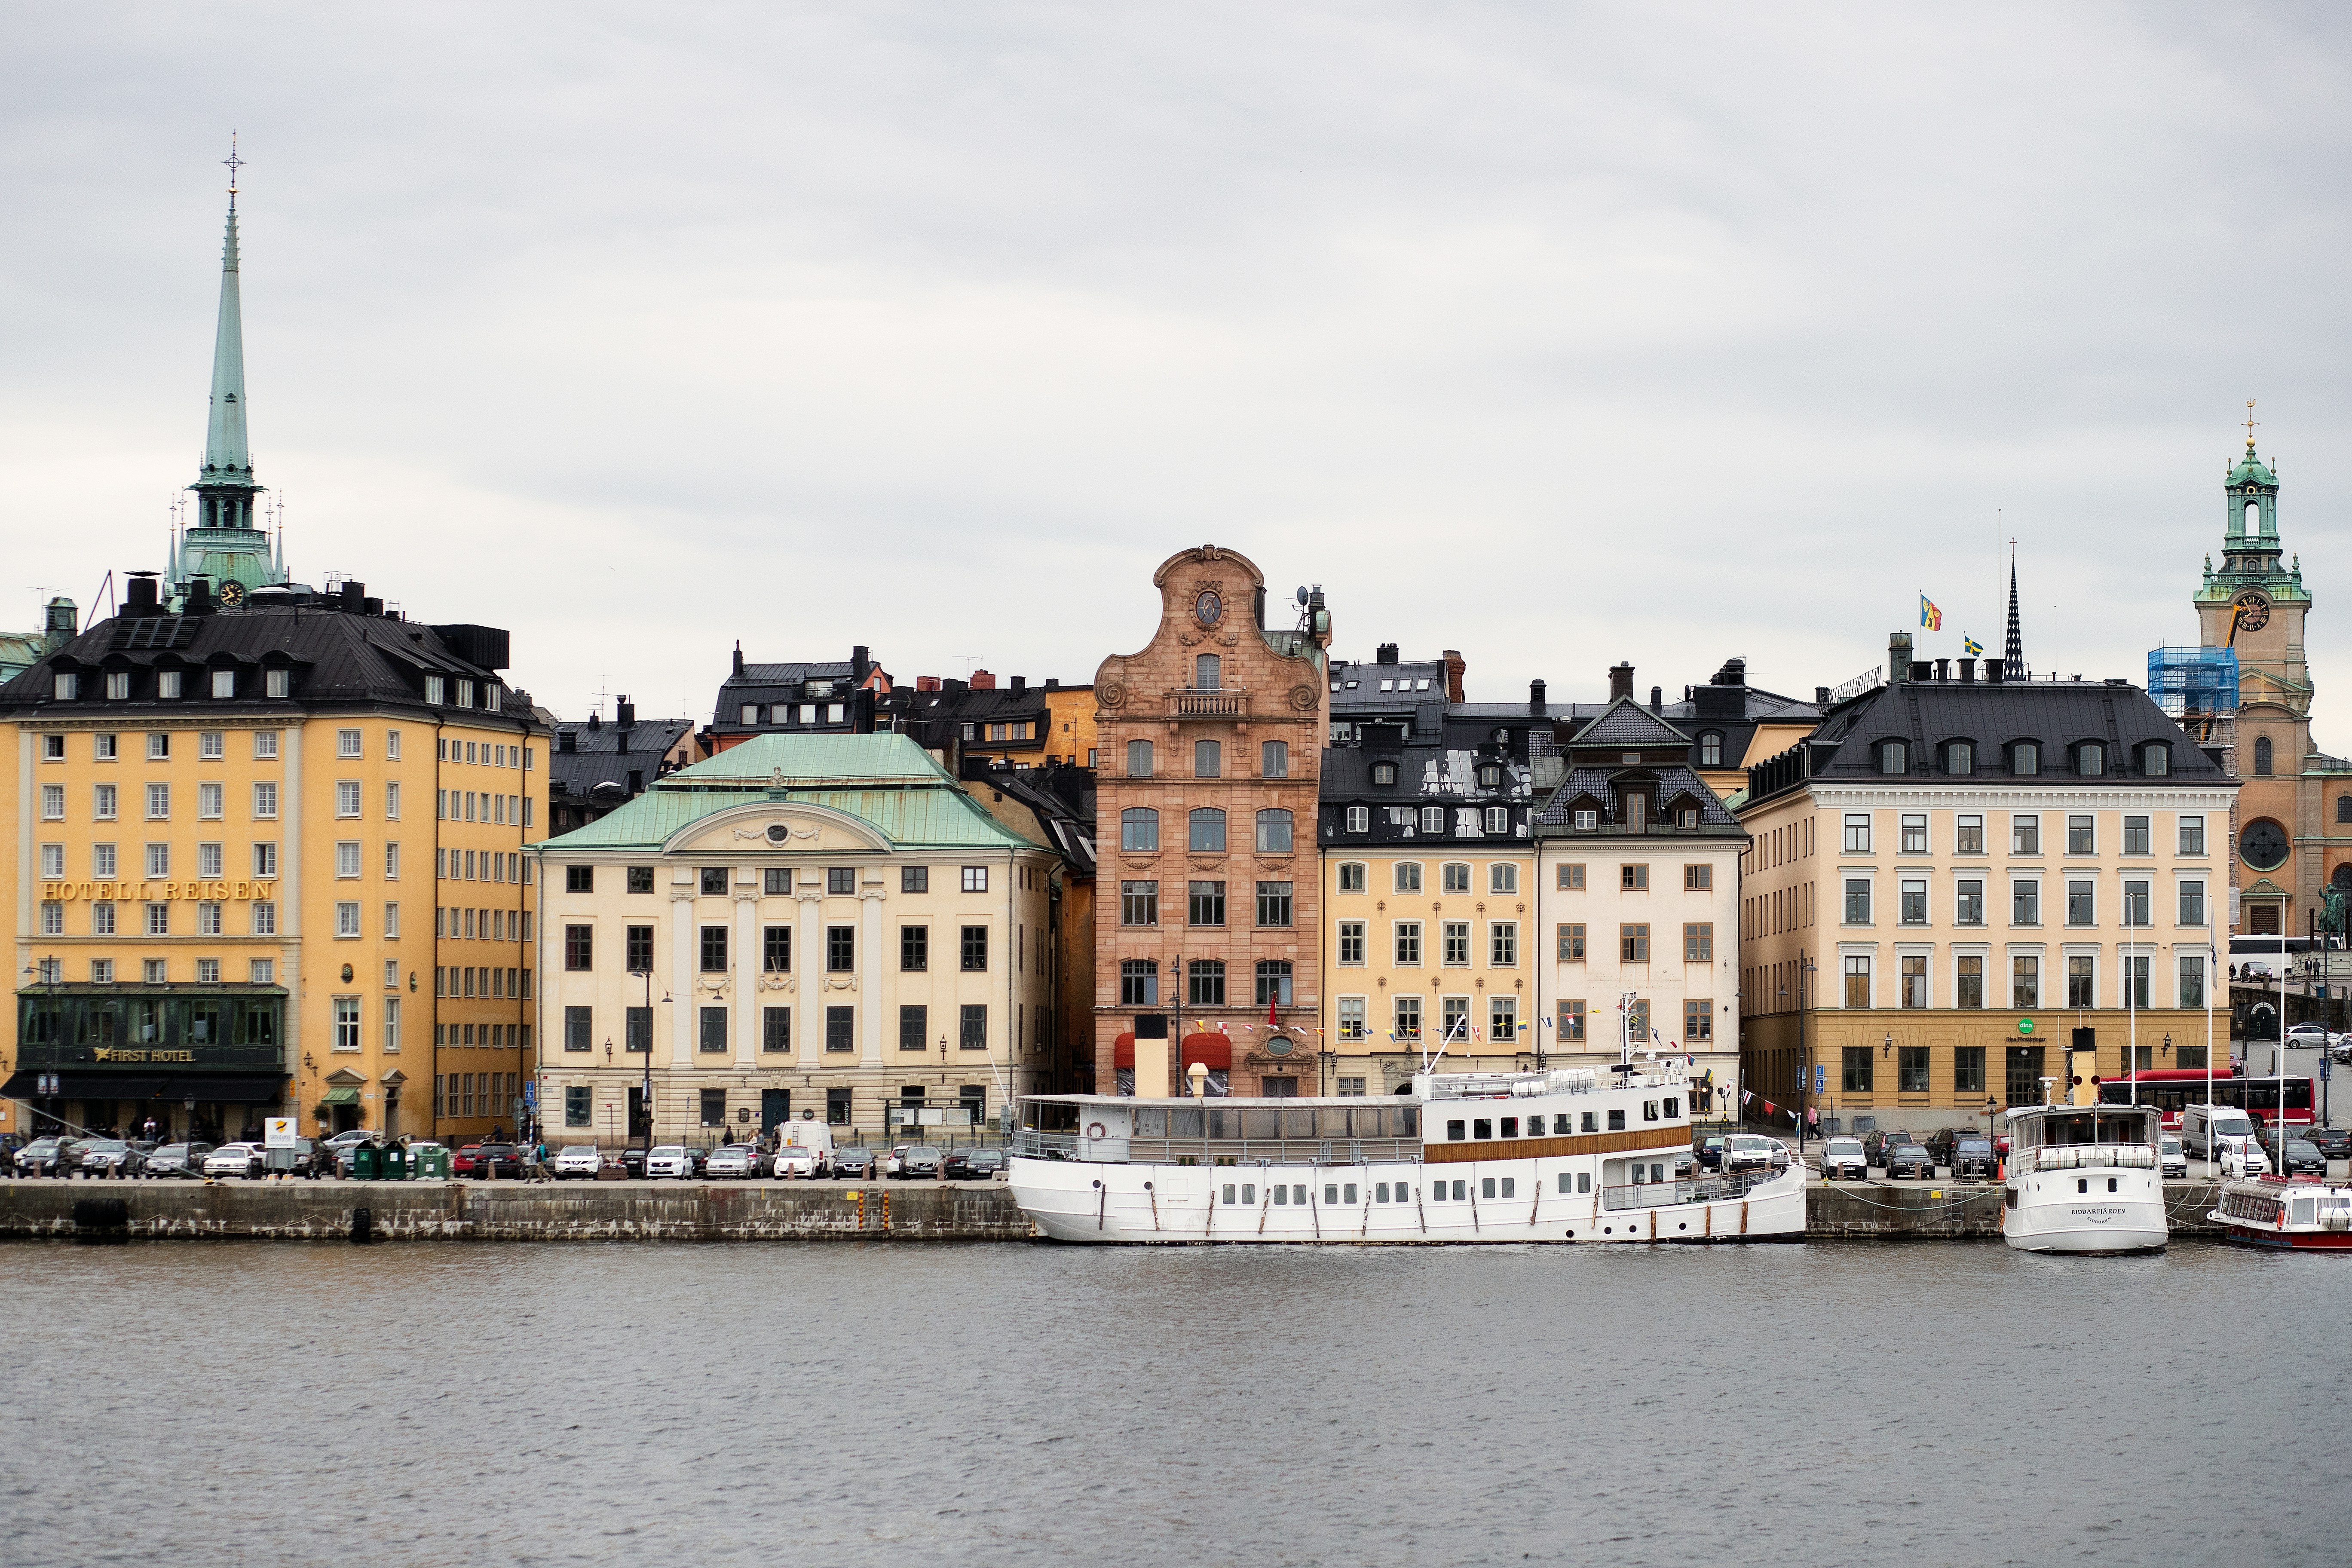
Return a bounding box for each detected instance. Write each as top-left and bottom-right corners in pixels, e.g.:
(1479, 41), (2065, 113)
(1817, 1137), (1868, 1181)
(2182, 1103), (2258, 1159)
(1690, 1133), (1727, 1171)
(2256, 1128), (2329, 1176)
(830, 1147), (874, 1179)
(2217, 1136), (2271, 1179)
(1883, 1142), (1937, 1180)
(551, 1145), (605, 1179)
(948, 1147), (1008, 1181)
(1721, 1134), (1776, 1173)
(645, 1145), (695, 1179)
(704, 1145), (760, 1179)
(617, 1145), (649, 1179)
(1940, 1136), (1996, 1179)
(1863, 1129), (1919, 1169)
(770, 1145), (823, 1179)
(688, 1147), (715, 1178)
(2159, 1134), (2188, 1178)
(472, 1143), (526, 1179)
(2285, 1022), (2333, 1049)
(142, 1141), (216, 1179)
(2300, 1125), (2352, 1162)
(203, 1143), (265, 1179)
(321, 1130), (379, 1154)
(892, 1145), (944, 1179)
(449, 1143), (487, 1178)
(15, 1137), (81, 1177)
(74, 1139), (138, 1178)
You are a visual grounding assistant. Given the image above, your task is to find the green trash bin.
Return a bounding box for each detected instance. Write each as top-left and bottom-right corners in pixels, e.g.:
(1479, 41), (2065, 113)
(381, 1145), (408, 1181)
(415, 1146), (450, 1180)
(352, 1143), (380, 1180)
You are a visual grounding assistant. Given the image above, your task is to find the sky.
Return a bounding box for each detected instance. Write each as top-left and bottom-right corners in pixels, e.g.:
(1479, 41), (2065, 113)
(6, 3), (2352, 732)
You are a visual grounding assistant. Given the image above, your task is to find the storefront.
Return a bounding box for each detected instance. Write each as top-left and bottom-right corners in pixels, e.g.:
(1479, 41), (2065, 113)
(8, 984), (288, 1140)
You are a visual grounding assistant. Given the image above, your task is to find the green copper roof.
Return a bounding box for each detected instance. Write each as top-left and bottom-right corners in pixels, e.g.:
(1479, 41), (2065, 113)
(539, 733), (1044, 852)
(198, 196), (252, 487)
(2227, 441), (2277, 490)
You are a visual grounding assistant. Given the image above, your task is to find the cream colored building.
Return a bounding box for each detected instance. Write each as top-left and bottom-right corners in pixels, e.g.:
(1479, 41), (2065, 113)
(532, 735), (1056, 1148)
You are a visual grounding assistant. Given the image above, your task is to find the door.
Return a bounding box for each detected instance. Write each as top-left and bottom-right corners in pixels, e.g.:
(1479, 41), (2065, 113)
(1261, 1077), (1299, 1097)
(2005, 1047), (2045, 1108)
(627, 1087), (647, 1145)
(761, 1089), (790, 1133)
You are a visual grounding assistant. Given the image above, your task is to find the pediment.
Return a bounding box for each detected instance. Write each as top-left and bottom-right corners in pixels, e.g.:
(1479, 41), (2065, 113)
(664, 799), (892, 855)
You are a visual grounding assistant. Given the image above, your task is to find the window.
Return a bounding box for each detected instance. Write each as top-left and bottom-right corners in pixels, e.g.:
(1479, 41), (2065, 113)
(1620, 923), (1650, 962)
(142, 841), (168, 878)
(1842, 1046), (1873, 1094)
(1119, 807), (1159, 852)
(1556, 1000), (1584, 1042)
(1127, 739), (1153, 778)
(1951, 878), (1984, 925)
(1394, 921), (1422, 965)
(383, 841), (400, 880)
(2123, 952), (2150, 1009)
(564, 925), (594, 971)
(1620, 864), (1648, 891)
(1878, 740), (1906, 775)
(1337, 861), (1366, 893)
(1955, 814), (1984, 855)
(825, 866), (855, 896)
(1899, 955), (1927, 1009)
(2012, 879), (2040, 924)
(1488, 996), (1516, 1042)
(1336, 996), (1366, 1041)
(2012, 814), (2040, 855)
(52, 672), (77, 700)
(622, 924), (655, 973)
(1442, 922), (1470, 966)
(1338, 920), (1365, 965)
(252, 841), (277, 877)
(1256, 880), (1293, 927)
(1489, 863), (1519, 895)
(252, 781), (277, 818)
(690, 866), (723, 896)
(564, 1006), (594, 1052)
(960, 926), (989, 971)
(1843, 814), (1871, 853)
(194, 781), (225, 821)
(1188, 880), (1226, 927)
(2066, 880), (2095, 926)
(2123, 815), (2151, 855)
(2077, 742), (2106, 777)
(1843, 956), (1871, 1008)
(1897, 814), (1928, 855)
(2180, 815), (2206, 855)
(1481, 921), (1514, 966)
(2067, 815), (2095, 854)
(335, 780), (361, 818)
(1369, 762), (1396, 787)
(2120, 879), (2153, 928)
(2179, 954), (2205, 1008)
(1395, 862), (1422, 893)
(699, 925), (728, 972)
(821, 1006), (854, 1053)
(336, 840), (362, 879)
(961, 865), (988, 893)
(1844, 879), (1871, 924)
(146, 782), (170, 820)
(1120, 880), (1158, 926)
(700, 1008), (728, 1053)
(334, 997), (361, 1053)
(1956, 955), (1984, 1009)
(1899, 879), (1926, 924)
(1698, 732), (1722, 766)
(1683, 998), (1713, 1042)
(1558, 863), (1586, 891)
(1558, 923), (1586, 961)
(92, 784), (116, 820)
(1898, 1045), (1930, 1092)
(2179, 881), (2205, 925)
(1421, 805), (1446, 835)
(1187, 960), (1225, 1006)
(566, 864), (594, 894)
(40, 784), (64, 821)
(1255, 808), (1294, 853)
(337, 900), (364, 937)
(253, 729), (279, 760)
(1119, 959), (1159, 1006)
(148, 731), (171, 760)
(2012, 956), (2040, 1009)
(1344, 806), (1369, 833)
(1255, 960), (1293, 1007)
(252, 900), (276, 935)
(1183, 809), (1227, 854)
(827, 926), (854, 971)
(1442, 862), (1471, 894)
(2012, 741), (2040, 776)
(1193, 653), (1221, 690)
(1394, 995), (1422, 1040)
(1682, 922), (1712, 962)
(1946, 741), (1974, 775)
(2067, 955), (2095, 1008)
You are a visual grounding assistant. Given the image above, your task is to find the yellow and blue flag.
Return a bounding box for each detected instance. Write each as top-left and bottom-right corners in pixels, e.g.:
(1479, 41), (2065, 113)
(1963, 634), (1984, 657)
(1919, 594), (1943, 631)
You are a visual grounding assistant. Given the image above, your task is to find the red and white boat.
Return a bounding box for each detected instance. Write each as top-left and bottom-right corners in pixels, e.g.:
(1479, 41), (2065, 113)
(2209, 1176), (2352, 1251)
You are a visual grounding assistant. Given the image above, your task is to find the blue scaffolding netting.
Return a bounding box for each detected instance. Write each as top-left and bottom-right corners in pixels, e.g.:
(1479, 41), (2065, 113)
(2146, 646), (2239, 714)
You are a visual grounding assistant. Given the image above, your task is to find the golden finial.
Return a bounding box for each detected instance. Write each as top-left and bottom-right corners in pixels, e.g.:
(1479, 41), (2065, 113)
(2245, 398), (2258, 453)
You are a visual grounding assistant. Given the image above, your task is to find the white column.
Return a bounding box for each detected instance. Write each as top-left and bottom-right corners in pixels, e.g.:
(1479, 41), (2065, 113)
(797, 890), (825, 1065)
(670, 890), (695, 1068)
(861, 885), (886, 1066)
(735, 878), (758, 1066)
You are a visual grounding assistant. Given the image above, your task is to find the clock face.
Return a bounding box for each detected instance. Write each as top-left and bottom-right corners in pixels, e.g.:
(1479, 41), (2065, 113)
(2234, 590), (2271, 632)
(1194, 589), (1223, 628)
(2241, 817), (2291, 872)
(217, 579), (247, 609)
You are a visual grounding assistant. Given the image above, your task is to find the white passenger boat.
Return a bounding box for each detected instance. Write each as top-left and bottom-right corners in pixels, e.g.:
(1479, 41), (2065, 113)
(1005, 1059), (1806, 1245)
(2209, 1176), (2352, 1251)
(2000, 1102), (2167, 1255)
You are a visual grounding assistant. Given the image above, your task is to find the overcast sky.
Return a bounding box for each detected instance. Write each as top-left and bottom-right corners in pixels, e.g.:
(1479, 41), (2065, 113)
(7, 3), (2351, 732)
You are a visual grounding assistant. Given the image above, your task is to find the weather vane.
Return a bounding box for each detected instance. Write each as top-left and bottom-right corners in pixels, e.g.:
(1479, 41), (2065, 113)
(224, 131), (243, 201)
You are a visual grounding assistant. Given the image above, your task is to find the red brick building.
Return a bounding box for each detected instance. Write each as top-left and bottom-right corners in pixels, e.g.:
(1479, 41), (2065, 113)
(1093, 546), (1331, 1095)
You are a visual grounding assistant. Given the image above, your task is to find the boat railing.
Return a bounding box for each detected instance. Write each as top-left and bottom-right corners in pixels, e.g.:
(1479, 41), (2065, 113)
(1599, 1167), (1780, 1212)
(2020, 1144), (2158, 1174)
(1010, 1129), (1424, 1165)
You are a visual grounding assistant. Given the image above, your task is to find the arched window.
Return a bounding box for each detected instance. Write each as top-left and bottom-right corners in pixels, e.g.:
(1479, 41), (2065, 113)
(2247, 501), (2262, 534)
(1878, 740), (1906, 775)
(1699, 732), (1723, 767)
(1126, 739), (1154, 778)
(2011, 741), (2040, 776)
(2334, 863), (2352, 891)
(1255, 808), (1294, 853)
(1194, 739), (1222, 778)
(2139, 742), (2170, 777)
(2076, 742), (2105, 777)
(1194, 654), (1222, 690)
(2337, 795), (2352, 825)
(1187, 807), (1226, 853)
(1119, 807), (1159, 852)
(1442, 862), (1471, 893)
(1946, 741), (1974, 775)
(2254, 736), (2273, 777)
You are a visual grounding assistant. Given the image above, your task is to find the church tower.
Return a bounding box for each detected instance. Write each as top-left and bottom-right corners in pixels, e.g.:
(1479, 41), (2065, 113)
(2194, 406), (2315, 934)
(168, 141), (287, 609)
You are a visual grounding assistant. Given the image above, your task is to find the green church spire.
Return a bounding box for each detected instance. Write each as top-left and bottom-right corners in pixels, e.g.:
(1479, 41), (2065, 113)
(198, 153), (252, 487)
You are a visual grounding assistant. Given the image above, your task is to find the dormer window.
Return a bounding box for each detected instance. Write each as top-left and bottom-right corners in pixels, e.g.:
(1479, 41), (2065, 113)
(2076, 742), (2105, 777)
(1574, 809), (1598, 830)
(53, 672), (78, 701)
(1877, 740), (1907, 775)
(1676, 807), (1698, 828)
(425, 675), (445, 705)
(1477, 764), (1502, 788)
(2011, 741), (2040, 776)
(1945, 741), (1974, 776)
(157, 670), (183, 700)
(2140, 742), (2171, 777)
(105, 671), (131, 700)
(1698, 732), (1722, 767)
(1371, 761), (1398, 786)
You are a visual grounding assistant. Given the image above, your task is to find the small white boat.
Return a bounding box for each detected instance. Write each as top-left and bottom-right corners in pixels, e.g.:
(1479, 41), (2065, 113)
(2000, 1102), (2167, 1254)
(1005, 1059), (1807, 1246)
(2210, 1176), (2352, 1251)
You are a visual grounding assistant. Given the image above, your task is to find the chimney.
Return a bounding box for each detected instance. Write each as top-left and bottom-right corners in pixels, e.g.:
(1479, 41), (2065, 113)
(617, 695), (636, 729)
(1987, 660), (2006, 686)
(1529, 677), (1547, 712)
(1888, 631), (1913, 684)
(1815, 686), (1831, 704)
(588, 709), (602, 731)
(917, 676), (941, 692)
(1376, 643), (1400, 665)
(1649, 684), (1662, 714)
(363, 597), (383, 617)
(971, 669), (997, 690)
(852, 645), (870, 683)
(1442, 650), (1466, 703)
(339, 580), (365, 614)
(732, 641), (745, 678)
(1934, 658), (1950, 682)
(125, 574), (159, 616)
(1044, 677), (1060, 689)
(1608, 662), (1634, 702)
(185, 576), (215, 616)
(1958, 658), (1976, 683)
(45, 597), (77, 637)
(1011, 675), (1026, 692)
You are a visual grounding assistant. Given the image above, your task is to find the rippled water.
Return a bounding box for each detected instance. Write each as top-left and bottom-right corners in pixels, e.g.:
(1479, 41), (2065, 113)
(1, 1240), (2346, 1567)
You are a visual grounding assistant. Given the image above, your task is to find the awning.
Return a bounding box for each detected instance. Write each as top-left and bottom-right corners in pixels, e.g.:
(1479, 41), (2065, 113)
(1112, 1033), (1135, 1069)
(0, 1071), (170, 1099)
(319, 1087), (361, 1106)
(1180, 1034), (1231, 1070)
(162, 1076), (288, 1104)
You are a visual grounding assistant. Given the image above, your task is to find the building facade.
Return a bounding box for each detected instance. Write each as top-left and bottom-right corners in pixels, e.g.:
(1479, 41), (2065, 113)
(1093, 548), (1330, 1096)
(549, 698), (700, 834)
(706, 647), (888, 752)
(531, 735), (1056, 1148)
(1738, 647), (2236, 1135)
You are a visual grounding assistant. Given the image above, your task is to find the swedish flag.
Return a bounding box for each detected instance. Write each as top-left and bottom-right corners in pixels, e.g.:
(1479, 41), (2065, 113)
(1963, 634), (1984, 657)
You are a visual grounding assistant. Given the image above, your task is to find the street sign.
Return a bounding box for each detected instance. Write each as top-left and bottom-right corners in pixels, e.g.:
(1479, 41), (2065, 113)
(264, 1117), (297, 1149)
(523, 1081), (537, 1106)
(1814, 1064), (1827, 1095)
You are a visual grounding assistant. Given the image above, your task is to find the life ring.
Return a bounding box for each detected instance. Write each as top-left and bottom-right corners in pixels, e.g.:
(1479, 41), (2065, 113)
(1086, 1122), (1109, 1141)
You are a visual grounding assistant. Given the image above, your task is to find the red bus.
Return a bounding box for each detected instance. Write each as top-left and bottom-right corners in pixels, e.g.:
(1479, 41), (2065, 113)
(2097, 1070), (2314, 1132)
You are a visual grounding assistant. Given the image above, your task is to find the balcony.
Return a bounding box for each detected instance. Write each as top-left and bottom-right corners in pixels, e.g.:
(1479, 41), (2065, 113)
(1166, 687), (1249, 720)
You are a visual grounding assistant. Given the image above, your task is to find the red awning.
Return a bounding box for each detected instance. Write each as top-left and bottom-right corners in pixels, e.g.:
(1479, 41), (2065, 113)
(1112, 1033), (1135, 1069)
(1180, 1034), (1231, 1070)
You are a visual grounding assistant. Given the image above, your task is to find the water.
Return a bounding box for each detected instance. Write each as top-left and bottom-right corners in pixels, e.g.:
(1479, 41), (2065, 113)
(2, 1241), (2346, 1568)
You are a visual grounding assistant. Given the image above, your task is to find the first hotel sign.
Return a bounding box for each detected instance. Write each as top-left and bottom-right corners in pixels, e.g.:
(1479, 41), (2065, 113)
(40, 880), (267, 903)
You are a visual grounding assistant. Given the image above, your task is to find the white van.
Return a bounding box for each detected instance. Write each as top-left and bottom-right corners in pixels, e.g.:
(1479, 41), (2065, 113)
(2180, 1102), (2256, 1159)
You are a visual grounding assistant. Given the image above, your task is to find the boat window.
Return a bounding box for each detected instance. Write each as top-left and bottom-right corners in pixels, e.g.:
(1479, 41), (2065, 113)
(1292, 1185), (1307, 1204)
(1663, 1097), (1679, 1118)
(1447, 1119), (1467, 1142)
(1631, 1166), (1645, 1185)
(1317, 1108), (1354, 1138)
(1500, 1177), (1516, 1198)
(1501, 1117), (1519, 1138)
(1651, 1163), (1666, 1182)
(1326, 1184), (1340, 1204)
(1377, 1182), (1390, 1202)
(1344, 1184), (1358, 1204)
(1272, 1185), (1288, 1205)
(1558, 1173), (1574, 1194)
(1171, 1109), (1203, 1137)
(1582, 1112), (1599, 1133)
(1355, 1109), (1388, 1138)
(1643, 1100), (1660, 1122)
(1473, 1119), (1492, 1140)
(1578, 1172), (1591, 1193)
(1222, 1184), (1236, 1204)
(1608, 1109), (1626, 1131)
(1135, 1109), (1166, 1136)
(1243, 1109), (1282, 1141)
(2291, 1197), (2317, 1225)
(2107, 1178), (2118, 1193)
(1452, 1181), (1467, 1200)
(1283, 1110), (1315, 1140)
(1241, 1185), (1256, 1204)
(2077, 1179), (2088, 1194)
(1482, 1177), (1496, 1198)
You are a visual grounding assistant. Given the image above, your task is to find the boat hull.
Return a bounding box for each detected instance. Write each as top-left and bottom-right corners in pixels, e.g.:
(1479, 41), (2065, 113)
(2213, 1222), (2352, 1250)
(1007, 1156), (1808, 1244)
(2002, 1170), (2167, 1254)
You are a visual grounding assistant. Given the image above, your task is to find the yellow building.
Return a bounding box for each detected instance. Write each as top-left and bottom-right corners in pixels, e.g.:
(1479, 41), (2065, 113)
(2, 575), (547, 1144)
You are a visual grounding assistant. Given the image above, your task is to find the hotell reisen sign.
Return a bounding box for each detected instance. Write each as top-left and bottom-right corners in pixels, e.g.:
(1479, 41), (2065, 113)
(40, 880), (270, 903)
